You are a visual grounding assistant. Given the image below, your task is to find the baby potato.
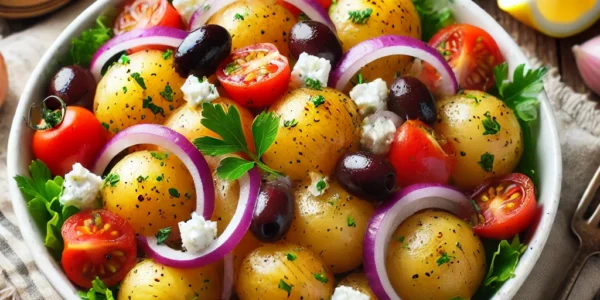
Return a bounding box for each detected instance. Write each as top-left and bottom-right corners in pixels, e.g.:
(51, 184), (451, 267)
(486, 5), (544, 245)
(337, 272), (377, 299)
(262, 88), (361, 181)
(102, 150), (195, 236)
(94, 50), (186, 133)
(236, 243), (334, 300)
(330, 0), (421, 87)
(285, 179), (374, 273)
(386, 210), (486, 300)
(118, 259), (221, 300)
(208, 0), (296, 56)
(435, 90), (523, 189)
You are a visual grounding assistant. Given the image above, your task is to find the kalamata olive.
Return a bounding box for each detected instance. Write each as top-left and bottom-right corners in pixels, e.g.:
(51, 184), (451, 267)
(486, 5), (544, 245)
(387, 76), (437, 125)
(175, 24), (232, 78)
(335, 152), (396, 201)
(250, 176), (294, 243)
(47, 65), (96, 110)
(289, 21), (343, 66)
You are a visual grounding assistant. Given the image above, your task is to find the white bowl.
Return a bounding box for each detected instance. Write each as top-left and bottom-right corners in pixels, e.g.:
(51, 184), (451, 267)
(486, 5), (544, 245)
(6, 0), (563, 299)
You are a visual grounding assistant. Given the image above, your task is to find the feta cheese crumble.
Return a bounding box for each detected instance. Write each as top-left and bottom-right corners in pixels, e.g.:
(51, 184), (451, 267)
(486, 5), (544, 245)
(361, 113), (399, 155)
(331, 286), (370, 300)
(181, 75), (219, 106)
(349, 78), (388, 117)
(179, 212), (217, 253)
(172, 0), (206, 22)
(60, 163), (103, 209)
(291, 52), (331, 89)
(308, 172), (329, 197)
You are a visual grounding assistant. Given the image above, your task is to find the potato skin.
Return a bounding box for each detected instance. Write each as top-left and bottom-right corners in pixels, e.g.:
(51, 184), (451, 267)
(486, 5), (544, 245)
(102, 150), (195, 236)
(435, 90), (523, 189)
(386, 210), (486, 300)
(236, 243), (334, 300)
(285, 179), (374, 273)
(94, 50), (185, 133)
(208, 0), (296, 56)
(118, 259), (222, 300)
(337, 272), (377, 299)
(262, 88), (361, 181)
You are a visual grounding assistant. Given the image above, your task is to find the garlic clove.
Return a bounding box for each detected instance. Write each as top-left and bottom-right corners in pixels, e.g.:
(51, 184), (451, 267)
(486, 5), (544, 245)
(572, 36), (600, 96)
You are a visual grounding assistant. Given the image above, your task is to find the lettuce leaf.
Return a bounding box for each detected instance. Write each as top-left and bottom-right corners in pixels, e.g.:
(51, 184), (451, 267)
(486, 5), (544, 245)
(64, 16), (113, 67)
(412, 0), (456, 41)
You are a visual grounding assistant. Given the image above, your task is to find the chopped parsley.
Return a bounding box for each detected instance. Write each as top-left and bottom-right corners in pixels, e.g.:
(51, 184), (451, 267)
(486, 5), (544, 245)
(143, 96), (165, 117)
(65, 16), (112, 67)
(286, 253), (297, 261)
(348, 8), (373, 24)
(482, 112), (501, 135)
(118, 54), (130, 65)
(316, 179), (327, 193)
(357, 73), (364, 84)
(224, 62), (241, 75)
(169, 188), (180, 198)
(234, 13), (245, 21)
(347, 215), (356, 227)
(304, 77), (322, 90)
(155, 227), (171, 244)
(478, 152), (495, 172)
(101, 122), (109, 130)
(104, 173), (120, 187)
(151, 152), (168, 160)
(156, 174), (164, 182)
(136, 175), (148, 183)
(398, 236), (405, 243)
(162, 49), (173, 60)
(122, 86), (127, 94)
(310, 95), (326, 107)
(313, 272), (328, 284)
(456, 242), (463, 250)
(284, 119), (298, 128)
(130, 72), (147, 90)
(436, 252), (455, 266)
(160, 84), (174, 102)
(464, 93), (480, 104)
(278, 279), (293, 297)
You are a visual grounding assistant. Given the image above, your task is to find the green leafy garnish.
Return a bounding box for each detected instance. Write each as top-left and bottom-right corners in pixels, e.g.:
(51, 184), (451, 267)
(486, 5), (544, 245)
(193, 103), (281, 180)
(122, 86), (127, 94)
(131, 72), (147, 90)
(14, 160), (80, 258)
(313, 272), (328, 284)
(169, 188), (180, 198)
(482, 112), (501, 135)
(484, 236), (526, 288)
(287, 253), (297, 261)
(162, 49), (173, 60)
(136, 175), (148, 183)
(65, 16), (112, 67)
(101, 122), (110, 130)
(160, 84), (174, 102)
(225, 62), (241, 75)
(398, 236), (405, 242)
(493, 63), (547, 122)
(357, 73), (364, 84)
(234, 13), (245, 21)
(284, 119), (298, 128)
(412, 0), (456, 41)
(118, 54), (130, 65)
(348, 8), (373, 24)
(456, 242), (462, 250)
(436, 252), (455, 266)
(478, 152), (494, 172)
(77, 277), (116, 300)
(156, 174), (164, 182)
(156, 227), (172, 245)
(143, 96), (165, 117)
(151, 152), (168, 160)
(310, 95), (326, 108)
(304, 77), (322, 90)
(449, 297), (468, 300)
(104, 173), (120, 187)
(347, 215), (356, 227)
(278, 279), (293, 297)
(316, 179), (327, 193)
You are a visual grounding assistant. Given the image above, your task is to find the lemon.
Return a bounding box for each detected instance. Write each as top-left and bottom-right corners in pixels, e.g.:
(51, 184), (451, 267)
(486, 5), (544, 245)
(498, 0), (600, 37)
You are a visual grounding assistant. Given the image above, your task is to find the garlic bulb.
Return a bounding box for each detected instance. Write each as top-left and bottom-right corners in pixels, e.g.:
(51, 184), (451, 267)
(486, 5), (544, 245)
(573, 35), (600, 96)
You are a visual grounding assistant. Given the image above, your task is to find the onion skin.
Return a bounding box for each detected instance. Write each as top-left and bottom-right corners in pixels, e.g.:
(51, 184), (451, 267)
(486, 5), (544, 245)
(573, 36), (600, 96)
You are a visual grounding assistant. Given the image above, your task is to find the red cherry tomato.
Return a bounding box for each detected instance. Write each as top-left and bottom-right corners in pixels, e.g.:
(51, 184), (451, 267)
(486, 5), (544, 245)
(61, 209), (137, 288)
(419, 24), (504, 92)
(113, 0), (185, 35)
(216, 43), (291, 108)
(471, 173), (537, 240)
(388, 120), (456, 186)
(32, 106), (107, 176)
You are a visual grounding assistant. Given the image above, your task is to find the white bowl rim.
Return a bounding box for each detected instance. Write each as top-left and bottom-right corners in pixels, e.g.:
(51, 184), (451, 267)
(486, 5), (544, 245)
(5, 0), (563, 299)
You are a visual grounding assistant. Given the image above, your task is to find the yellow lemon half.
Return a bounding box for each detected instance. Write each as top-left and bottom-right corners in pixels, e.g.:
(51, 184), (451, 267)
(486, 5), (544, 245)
(499, 0), (600, 37)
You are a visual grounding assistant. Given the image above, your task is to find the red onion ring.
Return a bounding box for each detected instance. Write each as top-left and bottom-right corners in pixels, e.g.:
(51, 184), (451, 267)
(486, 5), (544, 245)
(222, 252), (234, 300)
(330, 35), (458, 95)
(363, 183), (472, 300)
(188, 0), (237, 31)
(282, 0), (336, 32)
(90, 26), (188, 80)
(138, 167), (261, 268)
(92, 124), (215, 219)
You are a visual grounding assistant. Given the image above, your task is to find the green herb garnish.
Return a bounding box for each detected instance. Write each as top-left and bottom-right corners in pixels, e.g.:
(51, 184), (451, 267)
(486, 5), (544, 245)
(169, 188), (180, 198)
(484, 236), (526, 288)
(310, 95), (326, 107)
(234, 13), (245, 21)
(493, 63), (548, 123)
(278, 279), (293, 297)
(104, 173), (120, 187)
(160, 84), (174, 102)
(118, 54), (130, 65)
(162, 49), (173, 60)
(482, 112), (501, 135)
(412, 0), (456, 41)
(143, 96), (165, 117)
(156, 227), (172, 244)
(436, 252), (455, 266)
(130, 72), (147, 90)
(136, 175), (148, 183)
(313, 272), (328, 284)
(122, 86), (127, 94)
(101, 122), (109, 130)
(348, 8), (373, 24)
(347, 215), (356, 227)
(66, 16), (112, 67)
(304, 77), (322, 90)
(150, 152), (168, 160)
(316, 179), (327, 193)
(156, 174), (164, 182)
(284, 119), (298, 128)
(224, 62), (241, 75)
(77, 277), (116, 300)
(287, 253), (297, 261)
(478, 152), (494, 172)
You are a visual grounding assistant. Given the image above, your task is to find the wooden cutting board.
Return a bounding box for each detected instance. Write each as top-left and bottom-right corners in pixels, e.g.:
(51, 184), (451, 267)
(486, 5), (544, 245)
(0, 0), (72, 19)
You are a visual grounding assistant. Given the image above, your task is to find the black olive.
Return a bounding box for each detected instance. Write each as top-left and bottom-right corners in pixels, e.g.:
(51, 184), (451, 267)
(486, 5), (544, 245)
(250, 176), (294, 243)
(387, 76), (437, 125)
(289, 21), (343, 66)
(47, 65), (96, 110)
(175, 24), (232, 78)
(335, 152), (396, 201)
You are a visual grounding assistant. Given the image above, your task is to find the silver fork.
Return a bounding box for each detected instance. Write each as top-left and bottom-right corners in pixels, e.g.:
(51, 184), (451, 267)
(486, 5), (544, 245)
(557, 165), (600, 300)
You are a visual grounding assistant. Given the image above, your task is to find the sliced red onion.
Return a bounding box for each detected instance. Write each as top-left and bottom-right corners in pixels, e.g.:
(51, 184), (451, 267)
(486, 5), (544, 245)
(90, 26), (188, 80)
(92, 124), (214, 219)
(282, 0), (335, 32)
(330, 35), (458, 95)
(222, 252), (234, 300)
(138, 167), (261, 268)
(188, 0), (237, 31)
(363, 183), (472, 300)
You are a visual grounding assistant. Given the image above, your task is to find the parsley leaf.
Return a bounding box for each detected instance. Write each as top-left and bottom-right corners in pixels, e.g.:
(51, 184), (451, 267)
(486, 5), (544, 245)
(482, 112), (501, 135)
(304, 77), (322, 90)
(478, 152), (494, 172)
(316, 179), (327, 193)
(169, 188), (180, 198)
(313, 272), (328, 284)
(156, 227), (172, 244)
(150, 152), (168, 160)
(284, 119), (298, 128)
(484, 236), (526, 288)
(66, 16), (112, 67)
(131, 72), (147, 90)
(278, 279), (293, 297)
(104, 173), (120, 187)
(118, 54), (130, 65)
(77, 277), (116, 300)
(347, 215), (356, 227)
(136, 175), (148, 183)
(216, 157), (255, 181)
(348, 8), (373, 24)
(160, 84), (174, 102)
(234, 13), (245, 21)
(436, 252), (455, 266)
(357, 73), (364, 84)
(162, 49), (173, 60)
(225, 62), (241, 75)
(310, 95), (326, 107)
(253, 111), (280, 158)
(412, 0), (456, 41)
(286, 253), (297, 261)
(493, 63), (547, 123)
(143, 96), (165, 117)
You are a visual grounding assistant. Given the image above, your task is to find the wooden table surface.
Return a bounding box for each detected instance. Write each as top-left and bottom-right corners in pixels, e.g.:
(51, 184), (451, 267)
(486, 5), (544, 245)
(1, 1), (599, 104)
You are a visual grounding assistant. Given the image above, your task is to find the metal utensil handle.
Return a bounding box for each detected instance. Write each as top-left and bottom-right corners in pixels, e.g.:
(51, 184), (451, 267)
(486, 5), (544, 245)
(556, 247), (594, 300)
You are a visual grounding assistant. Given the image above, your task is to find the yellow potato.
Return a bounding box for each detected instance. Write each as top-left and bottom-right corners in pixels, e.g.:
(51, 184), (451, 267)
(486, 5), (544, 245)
(118, 259), (221, 300)
(94, 50), (185, 133)
(209, 0), (296, 56)
(435, 90), (524, 189)
(236, 243), (334, 300)
(262, 88), (361, 181)
(386, 210), (486, 300)
(285, 179), (374, 273)
(337, 272), (377, 299)
(102, 150), (195, 236)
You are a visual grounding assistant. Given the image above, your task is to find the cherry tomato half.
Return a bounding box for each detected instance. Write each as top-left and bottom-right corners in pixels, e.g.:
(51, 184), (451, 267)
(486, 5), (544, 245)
(471, 173), (537, 240)
(61, 209), (137, 288)
(419, 24), (505, 92)
(113, 0), (185, 36)
(32, 106), (107, 176)
(216, 43), (291, 108)
(388, 120), (456, 187)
